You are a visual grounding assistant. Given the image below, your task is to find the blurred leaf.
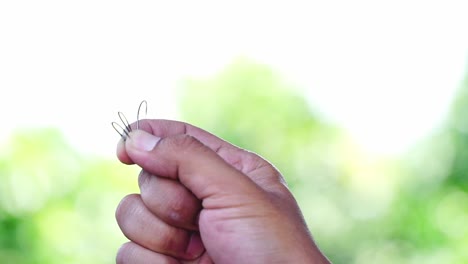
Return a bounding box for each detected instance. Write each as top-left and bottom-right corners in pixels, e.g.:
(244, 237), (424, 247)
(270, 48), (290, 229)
(0, 128), (139, 263)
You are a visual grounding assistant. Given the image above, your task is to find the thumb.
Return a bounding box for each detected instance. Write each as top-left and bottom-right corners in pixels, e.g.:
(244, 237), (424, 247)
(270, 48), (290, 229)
(124, 130), (260, 202)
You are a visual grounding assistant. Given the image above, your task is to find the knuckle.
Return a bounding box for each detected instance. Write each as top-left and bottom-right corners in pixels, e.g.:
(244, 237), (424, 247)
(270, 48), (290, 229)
(168, 197), (186, 222)
(116, 242), (133, 264)
(156, 229), (180, 253)
(115, 194), (140, 224)
(167, 194), (200, 226)
(168, 134), (206, 153)
(137, 170), (151, 188)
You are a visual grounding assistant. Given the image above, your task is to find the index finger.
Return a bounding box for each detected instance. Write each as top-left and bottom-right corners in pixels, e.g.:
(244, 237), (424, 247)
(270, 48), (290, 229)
(117, 119), (272, 177)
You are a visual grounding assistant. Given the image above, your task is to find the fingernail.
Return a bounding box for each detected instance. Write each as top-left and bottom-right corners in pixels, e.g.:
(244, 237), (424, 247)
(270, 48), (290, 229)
(185, 232), (204, 258)
(128, 130), (161, 151)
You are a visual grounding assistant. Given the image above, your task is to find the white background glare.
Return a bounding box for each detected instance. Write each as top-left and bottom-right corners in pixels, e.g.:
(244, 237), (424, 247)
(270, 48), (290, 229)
(1, 1), (467, 157)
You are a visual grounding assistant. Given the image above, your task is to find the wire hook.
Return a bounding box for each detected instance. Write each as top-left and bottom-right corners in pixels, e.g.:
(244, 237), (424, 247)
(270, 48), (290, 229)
(137, 100), (147, 130)
(112, 100), (148, 141)
(111, 121), (130, 139)
(118, 111), (132, 134)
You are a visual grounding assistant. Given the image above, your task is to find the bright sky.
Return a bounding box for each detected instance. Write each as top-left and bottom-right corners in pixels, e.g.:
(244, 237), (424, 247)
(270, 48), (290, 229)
(1, 1), (467, 157)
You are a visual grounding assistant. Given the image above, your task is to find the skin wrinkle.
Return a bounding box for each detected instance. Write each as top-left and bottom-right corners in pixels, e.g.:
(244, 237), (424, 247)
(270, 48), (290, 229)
(118, 195), (148, 243)
(116, 194), (141, 231)
(214, 145), (284, 191)
(138, 170), (152, 188)
(140, 167), (203, 232)
(116, 242), (133, 264)
(201, 185), (269, 212)
(204, 204), (277, 228)
(179, 158), (247, 201)
(118, 194), (192, 258)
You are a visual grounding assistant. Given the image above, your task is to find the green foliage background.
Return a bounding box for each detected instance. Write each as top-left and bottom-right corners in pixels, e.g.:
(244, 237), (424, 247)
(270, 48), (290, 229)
(1, 59), (467, 263)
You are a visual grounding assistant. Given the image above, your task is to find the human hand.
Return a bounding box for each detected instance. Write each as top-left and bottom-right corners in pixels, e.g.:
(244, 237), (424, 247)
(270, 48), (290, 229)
(115, 120), (330, 264)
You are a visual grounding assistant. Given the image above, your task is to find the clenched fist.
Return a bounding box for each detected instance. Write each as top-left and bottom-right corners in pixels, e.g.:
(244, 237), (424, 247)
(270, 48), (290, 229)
(115, 120), (330, 264)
